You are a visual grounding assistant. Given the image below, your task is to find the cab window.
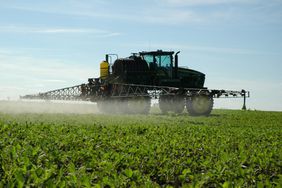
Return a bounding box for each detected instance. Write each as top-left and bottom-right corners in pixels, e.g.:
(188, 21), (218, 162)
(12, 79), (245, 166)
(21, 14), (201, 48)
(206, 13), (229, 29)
(156, 55), (171, 68)
(143, 55), (172, 68)
(143, 55), (154, 65)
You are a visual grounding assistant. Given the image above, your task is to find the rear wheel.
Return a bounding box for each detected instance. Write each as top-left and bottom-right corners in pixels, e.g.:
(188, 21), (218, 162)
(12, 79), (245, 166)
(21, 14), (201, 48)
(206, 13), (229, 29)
(97, 100), (113, 113)
(97, 98), (130, 114)
(172, 96), (185, 114)
(186, 95), (214, 116)
(112, 99), (129, 114)
(127, 96), (151, 114)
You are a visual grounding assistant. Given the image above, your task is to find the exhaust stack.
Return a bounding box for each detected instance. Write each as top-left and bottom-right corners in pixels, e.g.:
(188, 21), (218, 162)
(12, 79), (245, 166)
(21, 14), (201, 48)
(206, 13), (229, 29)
(174, 51), (180, 79)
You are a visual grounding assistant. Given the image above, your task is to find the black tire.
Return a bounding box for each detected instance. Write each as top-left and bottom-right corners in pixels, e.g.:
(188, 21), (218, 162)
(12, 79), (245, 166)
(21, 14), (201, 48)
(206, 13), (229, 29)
(127, 96), (151, 114)
(159, 95), (170, 114)
(172, 96), (185, 114)
(113, 99), (129, 114)
(97, 100), (112, 113)
(98, 99), (130, 114)
(186, 95), (214, 116)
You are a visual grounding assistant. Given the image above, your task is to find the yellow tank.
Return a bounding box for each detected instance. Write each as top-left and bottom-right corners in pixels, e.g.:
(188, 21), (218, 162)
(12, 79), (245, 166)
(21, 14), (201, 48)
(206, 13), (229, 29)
(100, 61), (109, 79)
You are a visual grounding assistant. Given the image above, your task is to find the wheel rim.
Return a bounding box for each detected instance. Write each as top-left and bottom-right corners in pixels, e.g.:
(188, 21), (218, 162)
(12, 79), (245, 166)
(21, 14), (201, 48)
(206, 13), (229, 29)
(186, 94), (213, 116)
(191, 96), (212, 114)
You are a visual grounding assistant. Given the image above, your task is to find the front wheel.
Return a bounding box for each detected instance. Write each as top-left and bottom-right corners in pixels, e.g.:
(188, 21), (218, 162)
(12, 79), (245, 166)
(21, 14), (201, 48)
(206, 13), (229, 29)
(186, 95), (214, 116)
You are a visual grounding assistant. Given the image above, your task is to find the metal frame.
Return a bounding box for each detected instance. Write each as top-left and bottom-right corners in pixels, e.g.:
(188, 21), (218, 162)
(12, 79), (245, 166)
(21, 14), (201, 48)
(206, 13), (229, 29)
(110, 83), (249, 98)
(21, 85), (83, 100)
(21, 83), (250, 101)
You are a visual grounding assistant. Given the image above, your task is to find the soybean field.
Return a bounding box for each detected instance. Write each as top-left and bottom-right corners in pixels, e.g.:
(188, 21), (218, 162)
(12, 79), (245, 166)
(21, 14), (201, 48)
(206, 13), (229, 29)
(0, 105), (281, 187)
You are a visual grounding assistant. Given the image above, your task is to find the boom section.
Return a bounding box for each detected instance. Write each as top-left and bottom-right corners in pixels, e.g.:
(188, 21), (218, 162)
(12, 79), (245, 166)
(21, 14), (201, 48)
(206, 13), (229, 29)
(20, 84), (85, 101)
(21, 82), (250, 101)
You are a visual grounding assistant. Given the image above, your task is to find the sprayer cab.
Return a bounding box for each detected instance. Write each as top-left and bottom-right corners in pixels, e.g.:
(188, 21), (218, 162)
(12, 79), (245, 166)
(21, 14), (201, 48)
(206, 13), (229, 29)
(139, 50), (177, 79)
(138, 50), (205, 88)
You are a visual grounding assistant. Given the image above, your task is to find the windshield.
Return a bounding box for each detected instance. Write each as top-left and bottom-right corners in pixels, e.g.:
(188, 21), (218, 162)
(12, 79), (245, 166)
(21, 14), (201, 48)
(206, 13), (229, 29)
(143, 55), (154, 65)
(143, 55), (172, 68)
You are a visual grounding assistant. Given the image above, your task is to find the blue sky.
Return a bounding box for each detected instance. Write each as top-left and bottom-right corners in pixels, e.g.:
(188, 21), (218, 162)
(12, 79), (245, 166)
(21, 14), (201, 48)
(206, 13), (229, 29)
(0, 0), (281, 111)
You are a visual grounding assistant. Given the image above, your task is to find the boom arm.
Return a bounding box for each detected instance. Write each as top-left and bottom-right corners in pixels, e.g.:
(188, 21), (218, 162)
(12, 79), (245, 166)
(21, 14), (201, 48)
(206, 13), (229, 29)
(21, 82), (249, 101)
(20, 84), (87, 101)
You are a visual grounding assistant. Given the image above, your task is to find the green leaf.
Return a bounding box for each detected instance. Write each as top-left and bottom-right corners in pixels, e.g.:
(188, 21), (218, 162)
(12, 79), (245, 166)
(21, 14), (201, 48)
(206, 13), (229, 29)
(124, 169), (133, 178)
(222, 181), (230, 188)
(182, 168), (191, 175)
(15, 170), (25, 188)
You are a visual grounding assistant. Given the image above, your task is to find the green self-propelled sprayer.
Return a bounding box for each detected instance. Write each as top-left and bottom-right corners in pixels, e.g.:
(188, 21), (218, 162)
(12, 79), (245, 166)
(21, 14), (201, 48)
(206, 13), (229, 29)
(21, 50), (250, 116)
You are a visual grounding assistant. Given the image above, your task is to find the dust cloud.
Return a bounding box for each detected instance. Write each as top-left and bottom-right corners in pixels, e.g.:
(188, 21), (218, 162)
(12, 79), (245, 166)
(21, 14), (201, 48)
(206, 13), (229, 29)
(0, 100), (99, 114)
